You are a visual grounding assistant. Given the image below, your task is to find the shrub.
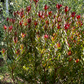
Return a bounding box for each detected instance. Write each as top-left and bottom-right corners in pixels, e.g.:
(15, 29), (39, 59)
(2, 0), (84, 84)
(48, 0), (84, 15)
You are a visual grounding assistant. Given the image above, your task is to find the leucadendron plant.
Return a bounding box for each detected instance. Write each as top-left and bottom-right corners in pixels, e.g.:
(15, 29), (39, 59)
(2, 0), (84, 84)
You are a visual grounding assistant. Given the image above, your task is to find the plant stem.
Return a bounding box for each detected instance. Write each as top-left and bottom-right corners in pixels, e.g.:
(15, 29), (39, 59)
(12, 69), (15, 84)
(54, 68), (57, 84)
(44, 67), (46, 84)
(54, 65), (63, 84)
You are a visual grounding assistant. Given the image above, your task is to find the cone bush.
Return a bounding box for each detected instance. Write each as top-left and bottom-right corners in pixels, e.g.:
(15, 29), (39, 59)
(2, 0), (84, 84)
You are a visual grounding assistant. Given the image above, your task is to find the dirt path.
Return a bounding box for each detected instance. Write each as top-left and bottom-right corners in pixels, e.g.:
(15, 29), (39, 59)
(0, 73), (13, 84)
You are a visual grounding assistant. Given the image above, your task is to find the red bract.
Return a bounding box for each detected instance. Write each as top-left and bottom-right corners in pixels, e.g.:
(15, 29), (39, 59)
(28, 18), (31, 23)
(20, 44), (24, 50)
(38, 11), (42, 18)
(14, 37), (18, 44)
(57, 24), (61, 29)
(33, 0), (39, 3)
(73, 40), (76, 43)
(68, 43), (70, 47)
(53, 19), (56, 24)
(71, 35), (73, 39)
(21, 8), (24, 12)
(44, 5), (49, 10)
(53, 15), (56, 18)
(13, 12), (17, 16)
(79, 21), (83, 27)
(80, 21), (83, 26)
(82, 31), (84, 34)
(64, 23), (70, 29)
(9, 18), (15, 24)
(71, 12), (76, 17)
(57, 43), (60, 48)
(9, 25), (13, 31)
(56, 4), (62, 9)
(46, 14), (48, 17)
(2, 49), (5, 54)
(12, 19), (15, 24)
(26, 5), (31, 12)
(36, 31), (39, 35)
(21, 33), (26, 38)
(41, 15), (45, 19)
(48, 11), (52, 16)
(3, 25), (7, 30)
(9, 18), (13, 22)
(72, 26), (75, 30)
(16, 49), (20, 55)
(19, 21), (23, 26)
(67, 51), (72, 56)
(76, 15), (80, 19)
(45, 20), (49, 24)
(16, 10), (19, 14)
(24, 22), (27, 26)
(69, 58), (72, 62)
(75, 59), (79, 63)
(67, 42), (71, 47)
(14, 31), (17, 36)
(6, 17), (9, 21)
(20, 12), (24, 18)
(42, 11), (45, 15)
(19, 9), (24, 18)
(34, 21), (38, 26)
(44, 34), (48, 39)
(65, 6), (69, 13)
(57, 17), (62, 22)
(76, 21), (83, 27)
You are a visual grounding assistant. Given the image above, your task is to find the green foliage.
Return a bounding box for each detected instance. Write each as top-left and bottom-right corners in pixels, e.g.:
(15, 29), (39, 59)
(2, 0), (84, 84)
(48, 0), (84, 14)
(13, 0), (48, 11)
(0, 0), (14, 52)
(0, 2), (4, 51)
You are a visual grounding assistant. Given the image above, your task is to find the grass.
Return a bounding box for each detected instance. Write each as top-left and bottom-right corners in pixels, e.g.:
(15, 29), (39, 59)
(0, 55), (24, 84)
